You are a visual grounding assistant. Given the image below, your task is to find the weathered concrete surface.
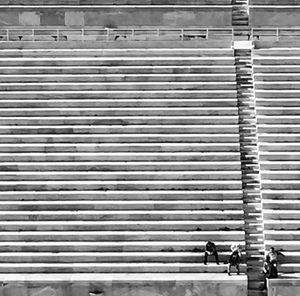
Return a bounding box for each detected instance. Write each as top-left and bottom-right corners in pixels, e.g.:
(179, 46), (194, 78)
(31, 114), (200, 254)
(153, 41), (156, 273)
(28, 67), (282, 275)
(0, 274), (247, 296)
(267, 278), (300, 296)
(250, 7), (300, 26)
(0, 7), (232, 27)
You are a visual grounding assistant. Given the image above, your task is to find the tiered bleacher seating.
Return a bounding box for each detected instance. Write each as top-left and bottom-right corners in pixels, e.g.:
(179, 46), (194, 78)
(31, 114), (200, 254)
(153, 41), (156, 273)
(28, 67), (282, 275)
(0, 44), (246, 277)
(254, 47), (300, 276)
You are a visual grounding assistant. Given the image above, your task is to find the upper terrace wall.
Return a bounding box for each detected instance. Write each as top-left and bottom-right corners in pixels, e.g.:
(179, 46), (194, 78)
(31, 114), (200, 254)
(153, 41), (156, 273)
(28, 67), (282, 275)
(0, 1), (232, 27)
(250, 1), (300, 26)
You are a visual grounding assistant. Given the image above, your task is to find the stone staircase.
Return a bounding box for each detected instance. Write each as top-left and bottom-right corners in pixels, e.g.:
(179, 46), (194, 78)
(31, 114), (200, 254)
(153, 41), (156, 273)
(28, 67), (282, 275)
(235, 43), (266, 296)
(0, 44), (246, 276)
(254, 47), (300, 276)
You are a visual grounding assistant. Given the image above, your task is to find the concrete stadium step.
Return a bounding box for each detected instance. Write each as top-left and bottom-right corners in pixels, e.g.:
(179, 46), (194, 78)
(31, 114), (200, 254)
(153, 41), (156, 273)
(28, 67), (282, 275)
(0, 135), (240, 143)
(0, 0), (233, 5)
(253, 49), (300, 56)
(278, 264), (300, 274)
(256, 82), (300, 90)
(0, 161), (242, 171)
(260, 152), (300, 161)
(0, 116), (239, 126)
(257, 99), (300, 107)
(0, 48), (234, 58)
(253, 57), (300, 65)
(265, 230), (300, 241)
(0, 171), (242, 181)
(0, 262), (247, 273)
(0, 231), (244, 242)
(262, 180), (300, 190)
(259, 124), (300, 133)
(0, 209), (244, 221)
(0, 152), (241, 162)
(0, 125), (239, 134)
(0, 65), (237, 75)
(254, 74), (300, 81)
(0, 99), (238, 109)
(0, 90), (237, 99)
(264, 220), (300, 230)
(265, 241), (300, 252)
(0, 190), (243, 201)
(262, 172), (300, 181)
(257, 107), (300, 115)
(0, 57), (234, 67)
(0, 82), (237, 91)
(0, 74), (236, 83)
(263, 209), (300, 220)
(260, 144), (300, 152)
(259, 135), (300, 143)
(0, 251), (236, 263)
(255, 91), (300, 98)
(0, 181), (242, 191)
(258, 115), (300, 124)
(0, 143), (240, 153)
(0, 220), (244, 232)
(0, 200), (243, 211)
(0, 107), (238, 117)
(262, 190), (300, 200)
(254, 65), (300, 73)
(0, 241), (245, 253)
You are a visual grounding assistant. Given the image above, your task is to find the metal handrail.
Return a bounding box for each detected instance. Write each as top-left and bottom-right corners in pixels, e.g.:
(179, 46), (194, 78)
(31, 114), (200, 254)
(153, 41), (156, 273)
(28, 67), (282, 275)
(0, 27), (234, 42)
(2, 27), (300, 42)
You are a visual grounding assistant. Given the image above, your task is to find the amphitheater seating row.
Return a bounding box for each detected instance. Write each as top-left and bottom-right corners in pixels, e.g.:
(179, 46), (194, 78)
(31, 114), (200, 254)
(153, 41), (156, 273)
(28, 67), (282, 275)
(0, 0), (232, 5)
(254, 48), (300, 275)
(0, 46), (246, 274)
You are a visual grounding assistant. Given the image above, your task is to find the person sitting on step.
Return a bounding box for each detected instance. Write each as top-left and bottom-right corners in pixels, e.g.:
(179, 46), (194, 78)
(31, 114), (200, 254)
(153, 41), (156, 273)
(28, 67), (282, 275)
(228, 244), (241, 275)
(204, 241), (219, 265)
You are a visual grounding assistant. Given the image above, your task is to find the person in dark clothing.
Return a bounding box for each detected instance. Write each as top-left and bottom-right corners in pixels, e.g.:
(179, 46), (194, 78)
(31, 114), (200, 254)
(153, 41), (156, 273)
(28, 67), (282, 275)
(204, 241), (219, 265)
(262, 247), (284, 290)
(228, 244), (241, 275)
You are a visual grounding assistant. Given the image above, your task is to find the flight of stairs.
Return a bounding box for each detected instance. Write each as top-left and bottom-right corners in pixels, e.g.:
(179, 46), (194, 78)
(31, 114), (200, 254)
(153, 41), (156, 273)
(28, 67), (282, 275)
(0, 45), (246, 275)
(235, 45), (266, 296)
(232, 0), (249, 27)
(254, 47), (300, 276)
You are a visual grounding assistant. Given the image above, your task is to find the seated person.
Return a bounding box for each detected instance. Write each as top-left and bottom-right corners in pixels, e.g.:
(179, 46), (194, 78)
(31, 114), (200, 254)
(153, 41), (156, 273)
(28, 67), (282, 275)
(266, 247), (284, 265)
(228, 244), (241, 275)
(204, 241), (219, 265)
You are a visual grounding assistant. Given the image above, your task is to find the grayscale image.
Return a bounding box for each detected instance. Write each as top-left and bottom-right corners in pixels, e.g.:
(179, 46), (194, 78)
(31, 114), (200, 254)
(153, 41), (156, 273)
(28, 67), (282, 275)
(0, 0), (298, 295)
